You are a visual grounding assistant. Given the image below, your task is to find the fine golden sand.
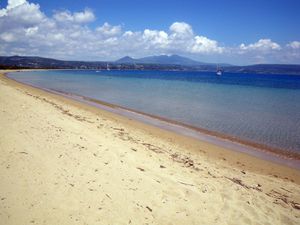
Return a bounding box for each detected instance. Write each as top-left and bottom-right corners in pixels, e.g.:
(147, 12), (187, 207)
(0, 71), (300, 225)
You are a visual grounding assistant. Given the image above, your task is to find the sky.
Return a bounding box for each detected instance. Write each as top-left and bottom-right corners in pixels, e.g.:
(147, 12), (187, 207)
(0, 0), (300, 65)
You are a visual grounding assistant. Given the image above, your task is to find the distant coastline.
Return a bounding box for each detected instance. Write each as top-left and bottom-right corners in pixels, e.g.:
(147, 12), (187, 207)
(1, 55), (300, 75)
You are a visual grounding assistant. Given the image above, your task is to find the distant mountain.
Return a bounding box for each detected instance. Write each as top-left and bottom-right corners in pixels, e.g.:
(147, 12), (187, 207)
(1, 55), (300, 75)
(138, 54), (206, 65)
(0, 55), (61, 65)
(115, 54), (216, 66)
(0, 55), (107, 69)
(115, 56), (136, 64)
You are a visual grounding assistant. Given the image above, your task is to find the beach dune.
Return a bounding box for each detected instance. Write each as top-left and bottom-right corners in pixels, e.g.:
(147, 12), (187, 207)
(0, 71), (300, 225)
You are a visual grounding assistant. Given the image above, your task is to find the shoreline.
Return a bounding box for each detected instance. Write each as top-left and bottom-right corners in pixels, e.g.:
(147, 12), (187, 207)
(1, 69), (300, 224)
(5, 70), (300, 170)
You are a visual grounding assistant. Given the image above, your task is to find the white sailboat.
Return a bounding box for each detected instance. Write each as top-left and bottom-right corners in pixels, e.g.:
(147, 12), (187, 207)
(216, 65), (222, 76)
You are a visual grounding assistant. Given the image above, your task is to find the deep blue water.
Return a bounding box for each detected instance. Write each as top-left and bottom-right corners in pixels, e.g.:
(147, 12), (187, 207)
(8, 70), (300, 152)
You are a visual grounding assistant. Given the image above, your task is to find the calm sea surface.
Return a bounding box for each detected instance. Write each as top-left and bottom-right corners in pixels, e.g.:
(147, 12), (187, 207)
(8, 70), (300, 153)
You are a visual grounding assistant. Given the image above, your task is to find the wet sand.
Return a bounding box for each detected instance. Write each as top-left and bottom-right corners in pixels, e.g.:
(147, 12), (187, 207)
(0, 70), (300, 224)
(47, 88), (300, 169)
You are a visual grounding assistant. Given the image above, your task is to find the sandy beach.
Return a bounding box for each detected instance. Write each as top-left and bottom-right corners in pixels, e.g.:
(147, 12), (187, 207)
(0, 70), (300, 225)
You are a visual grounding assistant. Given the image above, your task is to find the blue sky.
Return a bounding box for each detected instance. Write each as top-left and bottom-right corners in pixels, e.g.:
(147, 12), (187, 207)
(0, 0), (300, 64)
(28, 0), (300, 45)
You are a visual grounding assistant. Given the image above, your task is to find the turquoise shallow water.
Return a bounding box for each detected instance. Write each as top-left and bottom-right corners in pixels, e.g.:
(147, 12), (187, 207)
(8, 70), (300, 153)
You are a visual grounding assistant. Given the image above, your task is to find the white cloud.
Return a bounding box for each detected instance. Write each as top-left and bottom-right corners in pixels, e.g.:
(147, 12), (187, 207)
(25, 26), (38, 36)
(0, 0), (26, 16)
(142, 29), (169, 48)
(0, 0), (298, 64)
(8, 0), (27, 7)
(0, 0), (45, 30)
(53, 8), (95, 24)
(0, 32), (16, 42)
(73, 9), (95, 23)
(123, 31), (134, 37)
(169, 22), (193, 37)
(0, 1), (224, 60)
(287, 41), (300, 49)
(96, 22), (121, 37)
(190, 36), (224, 53)
(240, 39), (281, 51)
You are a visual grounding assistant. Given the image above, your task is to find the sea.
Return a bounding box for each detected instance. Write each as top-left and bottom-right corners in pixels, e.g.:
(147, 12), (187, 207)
(8, 70), (300, 158)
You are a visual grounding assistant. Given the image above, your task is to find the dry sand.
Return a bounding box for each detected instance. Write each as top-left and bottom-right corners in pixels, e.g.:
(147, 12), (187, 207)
(0, 71), (300, 225)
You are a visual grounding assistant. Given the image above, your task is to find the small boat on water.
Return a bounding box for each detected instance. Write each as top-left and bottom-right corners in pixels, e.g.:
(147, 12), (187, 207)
(216, 70), (222, 76)
(216, 65), (222, 76)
